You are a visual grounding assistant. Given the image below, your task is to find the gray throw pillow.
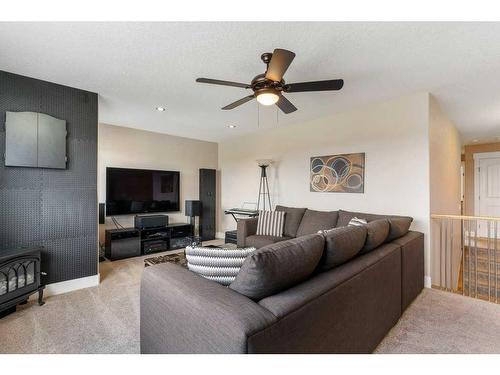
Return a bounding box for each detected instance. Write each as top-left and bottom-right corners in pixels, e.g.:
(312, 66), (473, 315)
(275, 205), (307, 237)
(360, 219), (390, 254)
(337, 210), (412, 242)
(384, 217), (413, 241)
(318, 226), (367, 271)
(229, 234), (325, 300)
(295, 209), (339, 237)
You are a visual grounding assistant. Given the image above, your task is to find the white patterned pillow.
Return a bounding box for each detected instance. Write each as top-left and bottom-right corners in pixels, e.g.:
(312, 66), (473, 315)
(256, 210), (286, 237)
(317, 227), (336, 235)
(185, 246), (256, 286)
(348, 217), (368, 226)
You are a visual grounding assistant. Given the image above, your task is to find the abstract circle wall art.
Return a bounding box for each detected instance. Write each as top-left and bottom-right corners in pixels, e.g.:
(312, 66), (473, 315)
(310, 153), (365, 193)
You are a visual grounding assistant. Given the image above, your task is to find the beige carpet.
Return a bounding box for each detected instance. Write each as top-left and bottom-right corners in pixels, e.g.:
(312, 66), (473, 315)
(375, 288), (500, 353)
(2, 250), (500, 353)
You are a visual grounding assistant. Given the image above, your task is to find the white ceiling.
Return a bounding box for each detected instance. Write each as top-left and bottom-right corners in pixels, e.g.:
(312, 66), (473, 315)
(1, 22), (500, 144)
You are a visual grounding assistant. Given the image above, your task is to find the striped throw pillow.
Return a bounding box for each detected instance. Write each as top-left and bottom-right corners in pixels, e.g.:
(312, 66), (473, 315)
(185, 246), (256, 286)
(348, 217), (368, 226)
(256, 210), (286, 237)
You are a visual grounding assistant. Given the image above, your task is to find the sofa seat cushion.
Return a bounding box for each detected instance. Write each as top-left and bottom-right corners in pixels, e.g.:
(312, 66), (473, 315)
(337, 210), (412, 242)
(275, 205), (307, 237)
(245, 235), (292, 249)
(229, 234), (325, 300)
(318, 225), (367, 271)
(360, 219), (390, 254)
(296, 209), (339, 237)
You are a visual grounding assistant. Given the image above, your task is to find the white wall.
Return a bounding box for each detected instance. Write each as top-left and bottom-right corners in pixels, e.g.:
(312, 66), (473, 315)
(219, 93), (432, 280)
(429, 96), (462, 287)
(98, 123), (218, 241)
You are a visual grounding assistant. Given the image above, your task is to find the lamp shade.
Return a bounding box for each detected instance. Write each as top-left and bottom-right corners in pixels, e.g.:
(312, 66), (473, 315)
(185, 200), (201, 217)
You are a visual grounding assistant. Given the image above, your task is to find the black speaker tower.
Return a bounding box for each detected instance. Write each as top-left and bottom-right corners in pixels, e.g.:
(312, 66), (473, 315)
(98, 203), (105, 224)
(199, 169), (216, 241)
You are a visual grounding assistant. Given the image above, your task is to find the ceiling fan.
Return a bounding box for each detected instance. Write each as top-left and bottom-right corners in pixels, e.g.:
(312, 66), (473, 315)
(196, 48), (344, 114)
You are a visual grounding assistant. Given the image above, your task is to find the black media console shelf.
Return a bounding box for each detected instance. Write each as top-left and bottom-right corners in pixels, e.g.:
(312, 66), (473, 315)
(105, 228), (140, 261)
(105, 223), (193, 261)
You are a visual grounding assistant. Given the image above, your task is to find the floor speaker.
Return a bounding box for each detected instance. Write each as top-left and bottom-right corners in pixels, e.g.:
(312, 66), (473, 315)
(199, 169), (216, 241)
(99, 203), (105, 224)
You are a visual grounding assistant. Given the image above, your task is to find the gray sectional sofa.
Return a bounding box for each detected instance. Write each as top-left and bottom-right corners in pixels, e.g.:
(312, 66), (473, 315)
(140, 206), (424, 354)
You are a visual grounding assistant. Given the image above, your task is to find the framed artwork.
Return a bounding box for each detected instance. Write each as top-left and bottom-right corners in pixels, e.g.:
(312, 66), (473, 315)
(310, 153), (365, 193)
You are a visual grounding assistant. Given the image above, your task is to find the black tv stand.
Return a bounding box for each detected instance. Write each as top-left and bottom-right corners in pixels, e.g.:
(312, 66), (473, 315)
(105, 223), (193, 261)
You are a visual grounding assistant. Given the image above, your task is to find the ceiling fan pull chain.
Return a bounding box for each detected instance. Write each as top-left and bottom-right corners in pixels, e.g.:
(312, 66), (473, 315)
(257, 100), (260, 128)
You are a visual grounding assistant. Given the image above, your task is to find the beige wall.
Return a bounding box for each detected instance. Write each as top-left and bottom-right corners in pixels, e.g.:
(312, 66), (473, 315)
(428, 96), (462, 287)
(463, 142), (500, 216)
(98, 123), (218, 242)
(219, 92), (433, 282)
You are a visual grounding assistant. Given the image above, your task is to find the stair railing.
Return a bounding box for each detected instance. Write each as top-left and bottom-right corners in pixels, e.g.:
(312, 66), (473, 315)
(431, 214), (500, 303)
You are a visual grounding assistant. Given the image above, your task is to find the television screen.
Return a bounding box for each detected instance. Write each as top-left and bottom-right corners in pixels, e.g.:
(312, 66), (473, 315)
(106, 167), (180, 216)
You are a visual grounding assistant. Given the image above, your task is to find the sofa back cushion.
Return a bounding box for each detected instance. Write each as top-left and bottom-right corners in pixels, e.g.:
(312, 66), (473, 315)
(360, 219), (390, 254)
(275, 205), (307, 237)
(296, 209), (339, 237)
(229, 234), (325, 300)
(337, 210), (412, 242)
(318, 225), (367, 271)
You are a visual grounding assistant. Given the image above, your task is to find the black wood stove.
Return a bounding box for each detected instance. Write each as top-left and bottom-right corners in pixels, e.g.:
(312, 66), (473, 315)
(0, 246), (45, 318)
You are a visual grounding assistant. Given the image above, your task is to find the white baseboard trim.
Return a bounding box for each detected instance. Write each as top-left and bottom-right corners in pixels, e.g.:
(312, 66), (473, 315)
(424, 276), (432, 288)
(44, 274), (100, 297)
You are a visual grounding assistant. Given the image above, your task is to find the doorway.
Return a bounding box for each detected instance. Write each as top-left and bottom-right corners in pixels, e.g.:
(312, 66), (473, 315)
(474, 151), (500, 237)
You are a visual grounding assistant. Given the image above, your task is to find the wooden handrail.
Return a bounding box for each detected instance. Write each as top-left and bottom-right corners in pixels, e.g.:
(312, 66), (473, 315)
(431, 214), (500, 222)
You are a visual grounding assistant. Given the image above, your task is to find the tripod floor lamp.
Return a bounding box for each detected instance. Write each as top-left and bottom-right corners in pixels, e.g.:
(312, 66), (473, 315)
(256, 159), (273, 211)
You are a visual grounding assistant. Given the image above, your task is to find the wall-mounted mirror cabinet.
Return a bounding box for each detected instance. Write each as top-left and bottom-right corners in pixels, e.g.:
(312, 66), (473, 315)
(5, 111), (67, 169)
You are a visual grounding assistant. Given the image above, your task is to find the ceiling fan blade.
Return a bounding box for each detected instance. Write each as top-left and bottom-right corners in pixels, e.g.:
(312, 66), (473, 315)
(284, 79), (344, 93)
(276, 94), (297, 114)
(265, 49), (296, 82)
(196, 78), (250, 89)
(222, 95), (255, 110)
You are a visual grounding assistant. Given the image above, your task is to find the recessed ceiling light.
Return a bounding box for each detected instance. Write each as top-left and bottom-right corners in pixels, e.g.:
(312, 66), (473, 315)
(228, 124), (237, 129)
(472, 139), (479, 143)
(156, 106), (165, 112)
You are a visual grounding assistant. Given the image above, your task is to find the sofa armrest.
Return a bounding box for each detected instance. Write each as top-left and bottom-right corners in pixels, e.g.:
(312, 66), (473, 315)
(140, 263), (277, 354)
(237, 217), (258, 247)
(392, 231), (424, 311)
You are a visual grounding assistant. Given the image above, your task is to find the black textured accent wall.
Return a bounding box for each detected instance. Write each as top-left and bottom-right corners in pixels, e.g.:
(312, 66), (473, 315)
(0, 70), (98, 285)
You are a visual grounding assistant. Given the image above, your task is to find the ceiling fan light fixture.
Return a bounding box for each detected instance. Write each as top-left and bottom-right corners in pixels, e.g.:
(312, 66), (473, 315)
(256, 89), (279, 106)
(196, 48), (343, 114)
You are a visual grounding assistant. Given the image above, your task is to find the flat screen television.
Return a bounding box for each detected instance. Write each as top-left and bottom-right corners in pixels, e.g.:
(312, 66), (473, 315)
(106, 167), (180, 216)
